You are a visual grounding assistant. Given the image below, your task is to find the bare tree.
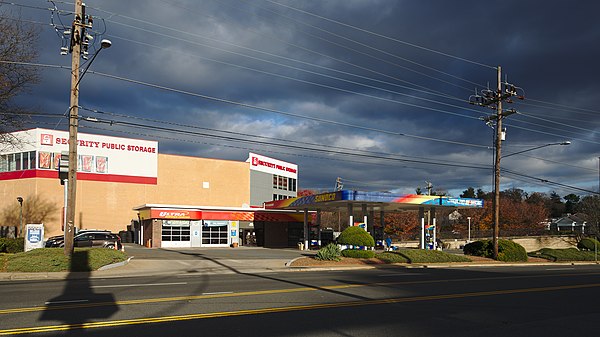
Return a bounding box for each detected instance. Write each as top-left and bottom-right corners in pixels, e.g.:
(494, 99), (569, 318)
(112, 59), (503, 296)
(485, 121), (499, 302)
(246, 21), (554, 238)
(0, 12), (39, 146)
(1, 194), (58, 237)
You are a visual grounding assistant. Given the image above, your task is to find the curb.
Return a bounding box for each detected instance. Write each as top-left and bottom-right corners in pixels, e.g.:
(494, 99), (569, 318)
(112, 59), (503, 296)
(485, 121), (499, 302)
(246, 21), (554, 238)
(97, 256), (133, 271)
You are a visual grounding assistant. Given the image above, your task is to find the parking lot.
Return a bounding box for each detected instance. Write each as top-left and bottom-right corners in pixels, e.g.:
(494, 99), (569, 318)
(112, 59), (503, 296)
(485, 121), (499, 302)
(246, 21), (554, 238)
(123, 243), (315, 260)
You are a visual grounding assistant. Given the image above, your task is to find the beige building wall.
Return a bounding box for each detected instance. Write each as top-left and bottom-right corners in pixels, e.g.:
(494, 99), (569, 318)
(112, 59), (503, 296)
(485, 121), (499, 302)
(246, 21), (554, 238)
(0, 154), (250, 238)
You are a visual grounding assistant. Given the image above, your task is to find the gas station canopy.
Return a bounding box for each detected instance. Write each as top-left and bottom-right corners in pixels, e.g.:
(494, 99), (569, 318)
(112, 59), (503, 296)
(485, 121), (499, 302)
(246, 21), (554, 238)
(264, 190), (484, 212)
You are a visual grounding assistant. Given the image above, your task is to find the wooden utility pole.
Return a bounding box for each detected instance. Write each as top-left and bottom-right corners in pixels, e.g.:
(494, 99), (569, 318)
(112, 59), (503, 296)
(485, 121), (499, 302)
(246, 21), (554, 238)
(65, 0), (84, 256)
(492, 66), (502, 260)
(469, 65), (522, 260)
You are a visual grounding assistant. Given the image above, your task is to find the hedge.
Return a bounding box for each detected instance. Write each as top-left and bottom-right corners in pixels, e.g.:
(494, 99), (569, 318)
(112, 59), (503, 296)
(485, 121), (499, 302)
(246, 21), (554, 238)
(0, 238), (25, 254)
(463, 239), (527, 262)
(577, 238), (600, 251)
(341, 249), (375, 258)
(529, 248), (598, 262)
(336, 226), (375, 247)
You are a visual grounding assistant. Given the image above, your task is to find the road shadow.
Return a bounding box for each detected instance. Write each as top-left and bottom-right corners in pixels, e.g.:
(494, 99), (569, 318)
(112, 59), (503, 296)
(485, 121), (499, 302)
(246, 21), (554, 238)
(170, 250), (372, 301)
(40, 249), (119, 334)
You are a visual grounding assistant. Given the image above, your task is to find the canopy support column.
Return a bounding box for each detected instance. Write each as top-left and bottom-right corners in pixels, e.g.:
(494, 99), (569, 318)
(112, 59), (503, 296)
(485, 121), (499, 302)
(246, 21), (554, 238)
(303, 208), (309, 251)
(419, 207), (425, 249)
(316, 209), (322, 247)
(347, 203), (354, 229)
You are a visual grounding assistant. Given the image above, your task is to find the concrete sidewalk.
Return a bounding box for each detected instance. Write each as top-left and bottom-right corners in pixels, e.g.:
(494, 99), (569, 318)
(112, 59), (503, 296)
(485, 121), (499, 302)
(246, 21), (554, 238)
(0, 244), (314, 281)
(1, 244), (597, 281)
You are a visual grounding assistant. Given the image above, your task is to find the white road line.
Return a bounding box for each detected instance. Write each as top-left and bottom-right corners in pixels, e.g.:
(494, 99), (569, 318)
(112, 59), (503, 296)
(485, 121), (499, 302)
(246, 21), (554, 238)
(202, 291), (234, 295)
(91, 282), (187, 289)
(378, 273), (423, 277)
(226, 259), (243, 264)
(45, 299), (89, 305)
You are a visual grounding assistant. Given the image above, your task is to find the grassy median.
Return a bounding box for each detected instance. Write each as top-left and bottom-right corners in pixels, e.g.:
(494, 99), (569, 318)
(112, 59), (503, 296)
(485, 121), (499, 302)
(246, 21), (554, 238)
(376, 249), (471, 264)
(0, 248), (127, 272)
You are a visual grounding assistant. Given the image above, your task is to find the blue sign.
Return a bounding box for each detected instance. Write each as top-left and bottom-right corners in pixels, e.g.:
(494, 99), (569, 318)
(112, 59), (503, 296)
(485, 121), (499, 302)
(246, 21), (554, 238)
(27, 228), (41, 243)
(231, 230), (237, 237)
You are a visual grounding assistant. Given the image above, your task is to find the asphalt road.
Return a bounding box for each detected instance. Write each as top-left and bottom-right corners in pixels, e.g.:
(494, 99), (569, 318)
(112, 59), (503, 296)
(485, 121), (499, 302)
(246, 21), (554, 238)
(1, 264), (599, 336)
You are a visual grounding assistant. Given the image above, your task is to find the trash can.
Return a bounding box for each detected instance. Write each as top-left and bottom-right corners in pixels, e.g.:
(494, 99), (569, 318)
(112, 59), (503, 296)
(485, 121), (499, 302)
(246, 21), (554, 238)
(298, 242), (304, 250)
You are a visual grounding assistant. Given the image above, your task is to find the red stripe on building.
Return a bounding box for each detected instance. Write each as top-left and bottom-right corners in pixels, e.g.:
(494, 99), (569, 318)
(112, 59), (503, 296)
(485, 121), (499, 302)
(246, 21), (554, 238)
(0, 170), (157, 185)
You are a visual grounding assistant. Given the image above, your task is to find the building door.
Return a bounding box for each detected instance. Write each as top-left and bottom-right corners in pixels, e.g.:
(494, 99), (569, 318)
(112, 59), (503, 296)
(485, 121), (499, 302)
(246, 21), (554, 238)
(202, 220), (229, 247)
(190, 221), (202, 247)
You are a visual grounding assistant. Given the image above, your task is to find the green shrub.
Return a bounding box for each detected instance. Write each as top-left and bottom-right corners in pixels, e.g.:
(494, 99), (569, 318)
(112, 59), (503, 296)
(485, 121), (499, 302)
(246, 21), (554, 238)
(463, 240), (491, 257)
(497, 240), (527, 262)
(463, 239), (527, 262)
(342, 249), (375, 258)
(337, 226), (375, 247)
(0, 238), (25, 253)
(577, 238), (600, 251)
(315, 243), (341, 261)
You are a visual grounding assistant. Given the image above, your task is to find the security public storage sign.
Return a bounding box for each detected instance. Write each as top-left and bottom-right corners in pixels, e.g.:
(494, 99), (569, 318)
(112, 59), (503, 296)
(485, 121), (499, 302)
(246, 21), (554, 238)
(25, 224), (44, 252)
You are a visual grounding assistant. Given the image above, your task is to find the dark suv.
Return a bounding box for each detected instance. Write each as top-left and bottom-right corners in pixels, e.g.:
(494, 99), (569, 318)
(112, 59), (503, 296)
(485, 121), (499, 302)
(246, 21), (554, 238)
(45, 230), (111, 248)
(72, 232), (122, 250)
(45, 231), (122, 250)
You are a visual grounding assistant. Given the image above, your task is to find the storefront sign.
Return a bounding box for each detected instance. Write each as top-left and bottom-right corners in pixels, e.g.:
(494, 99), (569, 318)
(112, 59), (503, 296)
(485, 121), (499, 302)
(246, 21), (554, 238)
(7, 129), (158, 184)
(150, 209), (202, 219)
(247, 152), (298, 178)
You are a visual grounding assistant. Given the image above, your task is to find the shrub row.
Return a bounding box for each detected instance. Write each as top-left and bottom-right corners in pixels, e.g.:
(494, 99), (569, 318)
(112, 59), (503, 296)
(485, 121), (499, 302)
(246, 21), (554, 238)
(578, 238), (600, 251)
(374, 251), (409, 263)
(529, 248), (598, 262)
(399, 249), (471, 263)
(463, 239), (528, 262)
(0, 238), (25, 254)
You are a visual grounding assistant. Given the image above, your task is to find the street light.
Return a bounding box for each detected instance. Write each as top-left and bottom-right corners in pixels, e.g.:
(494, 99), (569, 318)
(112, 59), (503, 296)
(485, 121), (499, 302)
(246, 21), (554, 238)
(64, 3), (112, 257)
(16, 197), (23, 237)
(503, 141), (571, 158)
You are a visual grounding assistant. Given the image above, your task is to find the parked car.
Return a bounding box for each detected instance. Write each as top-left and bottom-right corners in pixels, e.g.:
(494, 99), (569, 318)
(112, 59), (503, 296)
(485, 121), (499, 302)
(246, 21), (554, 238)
(45, 230), (118, 250)
(70, 232), (122, 250)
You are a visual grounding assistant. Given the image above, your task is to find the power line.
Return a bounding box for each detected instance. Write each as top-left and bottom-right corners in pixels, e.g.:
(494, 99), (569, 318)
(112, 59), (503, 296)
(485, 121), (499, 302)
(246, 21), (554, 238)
(262, 0), (496, 70)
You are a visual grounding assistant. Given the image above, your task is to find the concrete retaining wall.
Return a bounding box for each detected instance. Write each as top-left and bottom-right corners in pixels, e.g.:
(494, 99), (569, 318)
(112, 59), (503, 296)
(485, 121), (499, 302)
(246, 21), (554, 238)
(393, 236), (578, 252)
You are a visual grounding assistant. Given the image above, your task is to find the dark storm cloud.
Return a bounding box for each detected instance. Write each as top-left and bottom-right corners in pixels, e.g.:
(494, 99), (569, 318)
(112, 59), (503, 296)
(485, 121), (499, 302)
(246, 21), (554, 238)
(3, 0), (599, 197)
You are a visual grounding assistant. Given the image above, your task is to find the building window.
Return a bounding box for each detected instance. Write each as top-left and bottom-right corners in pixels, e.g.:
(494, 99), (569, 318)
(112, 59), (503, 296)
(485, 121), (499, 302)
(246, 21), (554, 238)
(0, 151), (38, 172)
(273, 175), (278, 189)
(288, 178), (297, 192)
(29, 151), (36, 170)
(0, 155), (7, 172)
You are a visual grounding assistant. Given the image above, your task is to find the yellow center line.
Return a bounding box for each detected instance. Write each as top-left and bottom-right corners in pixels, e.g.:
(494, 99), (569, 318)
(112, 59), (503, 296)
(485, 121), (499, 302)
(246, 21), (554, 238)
(1, 271), (599, 315)
(1, 282), (599, 335)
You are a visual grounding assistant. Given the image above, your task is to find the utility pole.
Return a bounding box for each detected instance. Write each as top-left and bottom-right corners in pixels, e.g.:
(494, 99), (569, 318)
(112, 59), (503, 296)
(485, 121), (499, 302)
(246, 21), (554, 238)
(469, 66), (523, 260)
(425, 181), (433, 196)
(335, 177), (343, 191)
(65, 0), (92, 256)
(493, 66), (502, 260)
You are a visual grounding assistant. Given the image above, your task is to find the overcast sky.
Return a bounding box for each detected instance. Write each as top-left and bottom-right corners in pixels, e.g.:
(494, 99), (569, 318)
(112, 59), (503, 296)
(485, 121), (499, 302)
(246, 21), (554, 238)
(3, 0), (600, 198)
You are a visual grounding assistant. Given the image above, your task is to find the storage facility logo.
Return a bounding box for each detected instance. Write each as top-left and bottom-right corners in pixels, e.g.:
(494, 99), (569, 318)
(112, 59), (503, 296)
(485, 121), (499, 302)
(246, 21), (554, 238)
(40, 134), (53, 146)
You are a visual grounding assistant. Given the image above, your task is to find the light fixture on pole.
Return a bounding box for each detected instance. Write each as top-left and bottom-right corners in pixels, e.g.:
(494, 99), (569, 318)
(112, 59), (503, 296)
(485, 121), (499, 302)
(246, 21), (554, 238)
(16, 197), (23, 237)
(63, 0), (112, 256)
